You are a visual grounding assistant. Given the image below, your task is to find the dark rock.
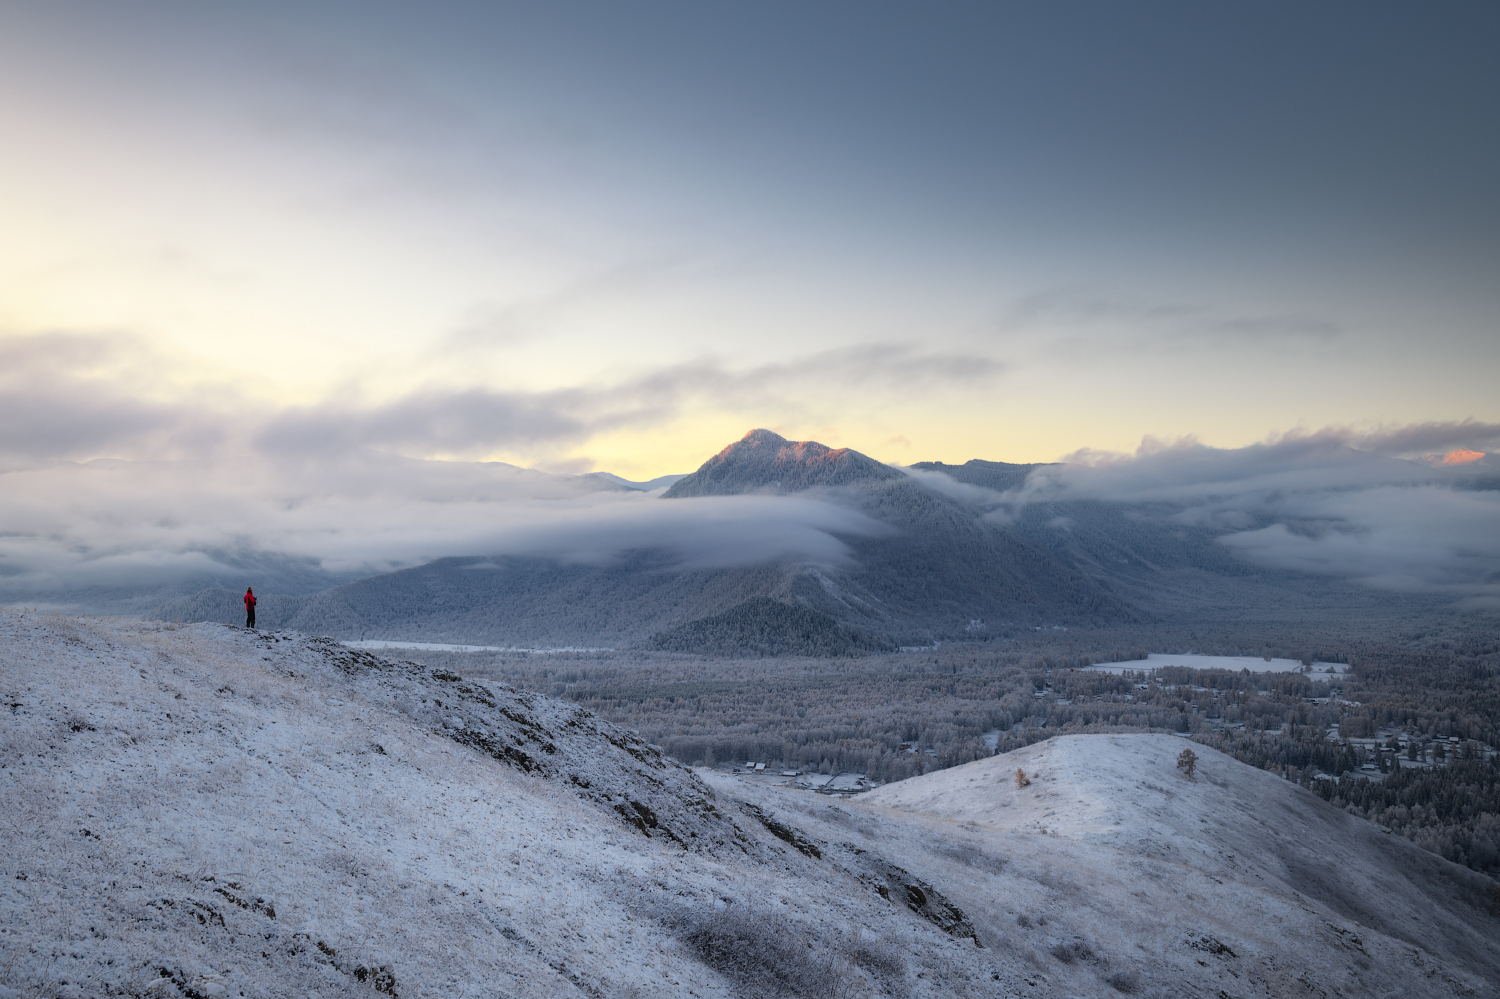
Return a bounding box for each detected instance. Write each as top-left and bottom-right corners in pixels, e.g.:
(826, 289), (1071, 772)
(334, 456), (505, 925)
(742, 803), (823, 858)
(854, 855), (981, 945)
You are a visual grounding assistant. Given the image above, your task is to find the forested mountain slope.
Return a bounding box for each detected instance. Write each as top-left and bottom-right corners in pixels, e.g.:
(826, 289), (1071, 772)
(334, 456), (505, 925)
(659, 430), (1134, 635)
(158, 431), (1138, 647)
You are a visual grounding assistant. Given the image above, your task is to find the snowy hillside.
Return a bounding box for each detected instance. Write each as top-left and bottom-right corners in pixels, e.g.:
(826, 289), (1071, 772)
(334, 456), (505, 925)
(4, 612), (1497, 997)
(0, 612), (1016, 997)
(853, 734), (1500, 994)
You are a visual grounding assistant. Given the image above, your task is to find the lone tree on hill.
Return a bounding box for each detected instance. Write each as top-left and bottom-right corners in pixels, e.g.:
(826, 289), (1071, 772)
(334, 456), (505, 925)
(1014, 767), (1031, 789)
(1177, 747), (1199, 779)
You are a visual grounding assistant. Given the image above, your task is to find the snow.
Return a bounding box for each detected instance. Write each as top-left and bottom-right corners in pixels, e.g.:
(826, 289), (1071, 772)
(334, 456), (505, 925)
(0, 612), (1017, 997)
(1083, 653), (1350, 676)
(847, 734), (1499, 994)
(343, 640), (613, 654)
(3, 611), (1495, 997)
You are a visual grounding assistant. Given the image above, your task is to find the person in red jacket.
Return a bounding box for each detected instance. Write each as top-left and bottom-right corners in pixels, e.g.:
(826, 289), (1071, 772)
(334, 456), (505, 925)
(244, 587), (257, 629)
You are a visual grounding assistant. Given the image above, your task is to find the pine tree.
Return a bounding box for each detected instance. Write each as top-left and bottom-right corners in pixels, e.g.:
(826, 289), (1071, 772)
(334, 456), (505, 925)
(1177, 747), (1199, 779)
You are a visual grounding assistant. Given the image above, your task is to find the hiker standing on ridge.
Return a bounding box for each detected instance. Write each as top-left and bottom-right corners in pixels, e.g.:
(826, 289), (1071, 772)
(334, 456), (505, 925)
(244, 587), (257, 629)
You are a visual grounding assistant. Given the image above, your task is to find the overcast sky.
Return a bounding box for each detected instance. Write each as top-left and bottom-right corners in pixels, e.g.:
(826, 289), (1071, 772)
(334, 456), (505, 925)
(3, 1), (1498, 477)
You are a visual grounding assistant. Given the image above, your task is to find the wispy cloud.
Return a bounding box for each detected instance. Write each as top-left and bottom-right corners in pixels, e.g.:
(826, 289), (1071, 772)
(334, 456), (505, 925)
(1268, 419), (1500, 457)
(1000, 286), (1343, 342)
(0, 332), (1006, 464)
(256, 342), (1002, 460)
(256, 389), (594, 457)
(435, 258), (695, 356)
(0, 333), (230, 462)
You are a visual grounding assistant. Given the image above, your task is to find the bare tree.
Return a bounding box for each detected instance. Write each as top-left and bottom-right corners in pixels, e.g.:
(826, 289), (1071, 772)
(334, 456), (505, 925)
(1177, 747), (1198, 779)
(1014, 767), (1031, 789)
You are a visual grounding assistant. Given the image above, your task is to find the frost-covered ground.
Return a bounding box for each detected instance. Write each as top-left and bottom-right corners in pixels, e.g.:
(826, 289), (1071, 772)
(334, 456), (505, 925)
(0, 612), (1011, 998)
(2, 612), (1494, 998)
(342, 641), (613, 655)
(844, 734), (1499, 996)
(1083, 653), (1350, 676)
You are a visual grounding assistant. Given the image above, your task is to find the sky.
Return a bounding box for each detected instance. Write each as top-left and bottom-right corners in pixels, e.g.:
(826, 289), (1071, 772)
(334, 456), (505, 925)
(2, 3), (1499, 608)
(3, 1), (1497, 478)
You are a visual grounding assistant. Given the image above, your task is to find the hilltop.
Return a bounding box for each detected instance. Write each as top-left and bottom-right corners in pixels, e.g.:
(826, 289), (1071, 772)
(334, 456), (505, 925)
(864, 734), (1499, 982)
(907, 458), (1051, 493)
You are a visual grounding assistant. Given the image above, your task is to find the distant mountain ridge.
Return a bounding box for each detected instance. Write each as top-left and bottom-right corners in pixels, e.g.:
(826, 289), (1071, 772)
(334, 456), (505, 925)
(907, 457), (1053, 493)
(663, 428), (903, 497)
(154, 428), (1132, 648)
(149, 429), (1442, 653)
(583, 471), (691, 491)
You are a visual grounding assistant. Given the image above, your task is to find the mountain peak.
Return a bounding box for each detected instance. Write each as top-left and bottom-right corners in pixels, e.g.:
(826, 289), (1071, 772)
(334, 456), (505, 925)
(663, 429), (903, 498)
(739, 428), (789, 447)
(1415, 448), (1490, 468)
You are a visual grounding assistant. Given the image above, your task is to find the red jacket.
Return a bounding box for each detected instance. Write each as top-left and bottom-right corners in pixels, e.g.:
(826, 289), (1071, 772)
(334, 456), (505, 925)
(244, 591), (256, 609)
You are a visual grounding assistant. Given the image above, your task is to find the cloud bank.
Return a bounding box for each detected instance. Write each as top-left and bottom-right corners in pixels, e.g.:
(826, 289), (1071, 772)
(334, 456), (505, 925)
(0, 452), (891, 604)
(1000, 434), (1500, 607)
